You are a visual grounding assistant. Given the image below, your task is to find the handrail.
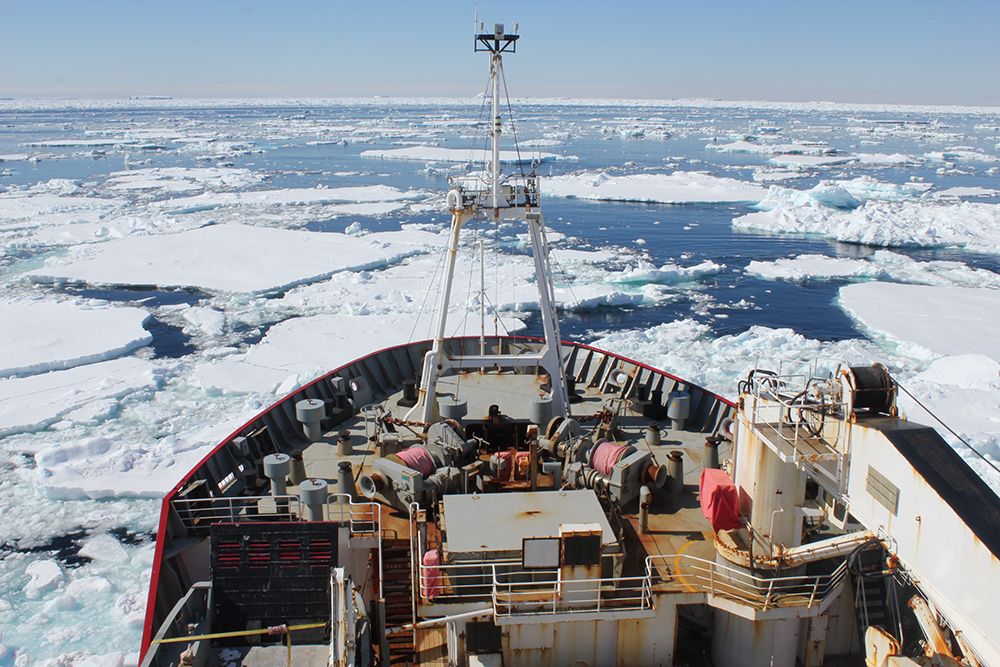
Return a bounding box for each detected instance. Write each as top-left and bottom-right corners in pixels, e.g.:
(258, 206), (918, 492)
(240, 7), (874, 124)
(746, 370), (849, 467)
(647, 553), (848, 610)
(415, 553), (848, 618)
(171, 493), (380, 531)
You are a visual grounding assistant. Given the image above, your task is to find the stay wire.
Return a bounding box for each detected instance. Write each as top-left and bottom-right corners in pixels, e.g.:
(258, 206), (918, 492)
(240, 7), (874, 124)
(407, 241), (448, 344)
(499, 61), (525, 177)
(896, 381), (1000, 475)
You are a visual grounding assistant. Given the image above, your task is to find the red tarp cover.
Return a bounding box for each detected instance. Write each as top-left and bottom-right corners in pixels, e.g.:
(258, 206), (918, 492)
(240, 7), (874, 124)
(699, 468), (741, 532)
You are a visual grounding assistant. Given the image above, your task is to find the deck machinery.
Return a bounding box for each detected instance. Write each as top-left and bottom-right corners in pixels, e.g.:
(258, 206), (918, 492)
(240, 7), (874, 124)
(139, 25), (1000, 667)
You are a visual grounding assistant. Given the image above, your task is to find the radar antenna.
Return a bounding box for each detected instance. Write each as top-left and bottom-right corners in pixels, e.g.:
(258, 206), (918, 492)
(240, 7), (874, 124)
(407, 24), (569, 423)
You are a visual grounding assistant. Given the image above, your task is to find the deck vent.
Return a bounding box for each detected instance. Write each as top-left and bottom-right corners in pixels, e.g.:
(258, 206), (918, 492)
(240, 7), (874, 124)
(866, 465), (900, 515)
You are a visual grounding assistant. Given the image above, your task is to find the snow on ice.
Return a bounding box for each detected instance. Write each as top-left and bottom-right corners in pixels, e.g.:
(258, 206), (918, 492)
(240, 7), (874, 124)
(839, 283), (1000, 362)
(0, 300), (151, 378)
(360, 145), (567, 163)
(26, 224), (434, 294)
(0, 357), (162, 437)
(543, 171), (768, 203)
(746, 250), (1000, 288)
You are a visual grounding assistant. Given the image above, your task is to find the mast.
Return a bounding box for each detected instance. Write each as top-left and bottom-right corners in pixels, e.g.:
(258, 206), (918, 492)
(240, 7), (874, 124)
(407, 23), (569, 423)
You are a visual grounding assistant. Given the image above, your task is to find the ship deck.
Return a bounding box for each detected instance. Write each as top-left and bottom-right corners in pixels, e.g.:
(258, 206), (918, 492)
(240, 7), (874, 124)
(293, 369), (725, 594)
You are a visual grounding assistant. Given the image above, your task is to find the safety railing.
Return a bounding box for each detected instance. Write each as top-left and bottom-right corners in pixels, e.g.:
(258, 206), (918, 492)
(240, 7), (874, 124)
(418, 560), (652, 618)
(172, 494), (299, 527)
(745, 367), (850, 472)
(172, 493), (381, 536)
(493, 570), (652, 618)
(416, 553), (847, 619)
(419, 559), (528, 604)
(648, 554), (848, 611)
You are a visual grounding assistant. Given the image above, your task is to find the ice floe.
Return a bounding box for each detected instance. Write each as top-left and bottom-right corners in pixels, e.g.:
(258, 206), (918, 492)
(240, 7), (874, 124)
(104, 166), (263, 192)
(192, 311), (527, 396)
(746, 250), (1000, 288)
(360, 145), (566, 163)
(163, 184), (421, 211)
(26, 224), (433, 294)
(734, 199), (1000, 253)
(933, 186), (1000, 198)
(0, 357), (163, 437)
(543, 171), (767, 204)
(610, 260), (723, 284)
(0, 301), (151, 378)
(839, 283), (1000, 362)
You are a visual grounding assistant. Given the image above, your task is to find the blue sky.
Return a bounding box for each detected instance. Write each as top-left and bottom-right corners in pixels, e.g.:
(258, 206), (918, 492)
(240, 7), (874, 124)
(2, 0), (999, 105)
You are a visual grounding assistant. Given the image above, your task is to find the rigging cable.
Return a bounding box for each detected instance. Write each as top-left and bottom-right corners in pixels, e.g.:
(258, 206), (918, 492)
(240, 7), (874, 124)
(499, 61), (525, 177)
(407, 241), (449, 344)
(896, 382), (1000, 475)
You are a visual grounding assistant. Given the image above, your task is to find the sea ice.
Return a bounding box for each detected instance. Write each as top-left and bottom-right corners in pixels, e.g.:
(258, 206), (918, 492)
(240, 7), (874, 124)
(193, 311), (527, 395)
(163, 184), (421, 211)
(839, 283), (1000, 361)
(746, 250), (1000, 288)
(543, 171), (767, 204)
(755, 176), (928, 211)
(104, 166), (263, 192)
(934, 186), (1000, 198)
(26, 224), (433, 294)
(0, 300), (151, 378)
(734, 200), (1000, 253)
(610, 260), (723, 284)
(360, 145), (566, 163)
(25, 560), (63, 600)
(0, 357), (162, 437)
(35, 432), (217, 500)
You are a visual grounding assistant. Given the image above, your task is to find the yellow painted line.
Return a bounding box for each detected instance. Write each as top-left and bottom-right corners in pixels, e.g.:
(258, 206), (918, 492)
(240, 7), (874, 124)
(153, 621), (326, 644)
(672, 540), (699, 593)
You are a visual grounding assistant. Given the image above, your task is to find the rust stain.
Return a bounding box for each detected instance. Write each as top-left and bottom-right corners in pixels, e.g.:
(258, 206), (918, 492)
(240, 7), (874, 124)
(519, 510), (542, 517)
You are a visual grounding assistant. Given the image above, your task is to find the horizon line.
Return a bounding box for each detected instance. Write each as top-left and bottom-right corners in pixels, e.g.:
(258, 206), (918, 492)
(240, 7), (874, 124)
(3, 94), (1000, 115)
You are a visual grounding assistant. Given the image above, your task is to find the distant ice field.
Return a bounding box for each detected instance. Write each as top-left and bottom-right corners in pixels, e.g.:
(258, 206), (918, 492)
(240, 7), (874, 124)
(2, 99), (1000, 665)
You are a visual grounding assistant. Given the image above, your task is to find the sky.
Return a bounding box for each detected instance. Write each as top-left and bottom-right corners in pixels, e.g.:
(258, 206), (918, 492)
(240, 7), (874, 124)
(2, 0), (999, 106)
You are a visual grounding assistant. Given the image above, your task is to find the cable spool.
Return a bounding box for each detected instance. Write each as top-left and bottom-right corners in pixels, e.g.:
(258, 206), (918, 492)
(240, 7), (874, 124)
(590, 440), (634, 475)
(394, 446), (436, 477)
(849, 363), (895, 414)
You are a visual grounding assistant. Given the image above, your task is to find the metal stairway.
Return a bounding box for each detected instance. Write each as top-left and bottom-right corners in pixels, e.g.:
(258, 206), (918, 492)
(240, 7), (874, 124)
(381, 538), (416, 664)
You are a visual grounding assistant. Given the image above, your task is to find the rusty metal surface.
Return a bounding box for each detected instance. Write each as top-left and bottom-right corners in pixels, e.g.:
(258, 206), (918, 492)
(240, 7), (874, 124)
(441, 489), (616, 553)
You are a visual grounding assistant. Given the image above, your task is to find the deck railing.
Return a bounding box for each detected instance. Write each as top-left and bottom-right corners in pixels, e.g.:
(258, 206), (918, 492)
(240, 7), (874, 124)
(745, 364), (852, 490)
(648, 553), (848, 611)
(172, 493), (381, 535)
(416, 553), (847, 619)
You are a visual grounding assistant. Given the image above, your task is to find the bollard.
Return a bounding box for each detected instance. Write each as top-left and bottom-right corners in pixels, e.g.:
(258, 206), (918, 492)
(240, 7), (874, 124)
(667, 450), (684, 497)
(337, 460), (359, 501)
(295, 398), (326, 442)
(639, 485), (652, 534)
(530, 396), (552, 427)
(644, 424), (661, 448)
(337, 430), (353, 456)
(703, 436), (721, 470)
(667, 391), (691, 431)
(263, 453), (291, 513)
(299, 478), (328, 522)
(439, 398), (468, 421)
